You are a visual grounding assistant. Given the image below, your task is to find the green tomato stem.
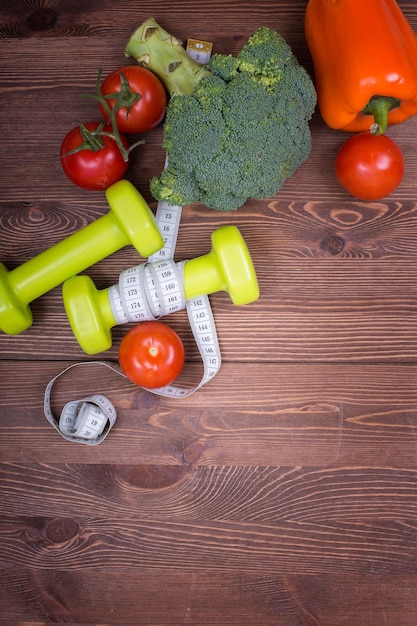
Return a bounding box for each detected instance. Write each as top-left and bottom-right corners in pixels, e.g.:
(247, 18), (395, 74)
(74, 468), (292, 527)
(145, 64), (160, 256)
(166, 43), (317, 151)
(79, 69), (146, 162)
(362, 95), (400, 135)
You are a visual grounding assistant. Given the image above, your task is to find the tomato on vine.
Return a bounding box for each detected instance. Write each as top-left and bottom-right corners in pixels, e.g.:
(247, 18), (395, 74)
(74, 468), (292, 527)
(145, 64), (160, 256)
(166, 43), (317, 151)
(60, 121), (131, 190)
(99, 65), (167, 134)
(118, 321), (185, 389)
(335, 131), (404, 200)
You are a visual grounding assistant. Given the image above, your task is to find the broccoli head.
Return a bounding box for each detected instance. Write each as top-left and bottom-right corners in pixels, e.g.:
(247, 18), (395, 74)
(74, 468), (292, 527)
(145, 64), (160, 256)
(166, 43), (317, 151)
(126, 21), (317, 211)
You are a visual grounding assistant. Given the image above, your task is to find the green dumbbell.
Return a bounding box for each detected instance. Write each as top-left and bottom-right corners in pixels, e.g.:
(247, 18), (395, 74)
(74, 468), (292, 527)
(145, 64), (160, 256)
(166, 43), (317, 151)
(63, 224), (260, 354)
(0, 180), (164, 335)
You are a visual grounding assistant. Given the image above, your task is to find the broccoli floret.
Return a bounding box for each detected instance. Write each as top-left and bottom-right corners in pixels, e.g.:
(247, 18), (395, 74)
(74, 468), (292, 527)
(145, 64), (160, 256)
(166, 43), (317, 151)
(233, 26), (294, 91)
(150, 165), (200, 206)
(192, 74), (225, 113)
(126, 21), (317, 212)
(276, 56), (318, 117)
(208, 53), (239, 81)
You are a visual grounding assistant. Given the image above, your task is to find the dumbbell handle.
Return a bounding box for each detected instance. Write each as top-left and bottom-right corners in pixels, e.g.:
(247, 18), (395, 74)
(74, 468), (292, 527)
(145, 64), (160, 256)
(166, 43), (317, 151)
(11, 182), (161, 305)
(10, 212), (130, 305)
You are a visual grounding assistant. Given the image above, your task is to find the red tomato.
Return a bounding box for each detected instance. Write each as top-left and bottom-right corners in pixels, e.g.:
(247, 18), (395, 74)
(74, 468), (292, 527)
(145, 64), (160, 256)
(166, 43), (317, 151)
(100, 65), (167, 134)
(118, 321), (185, 389)
(60, 121), (129, 190)
(335, 131), (404, 200)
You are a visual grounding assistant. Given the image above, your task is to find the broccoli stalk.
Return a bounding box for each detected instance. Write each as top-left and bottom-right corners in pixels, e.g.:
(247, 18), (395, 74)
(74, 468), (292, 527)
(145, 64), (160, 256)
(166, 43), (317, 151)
(124, 17), (211, 96)
(125, 20), (317, 212)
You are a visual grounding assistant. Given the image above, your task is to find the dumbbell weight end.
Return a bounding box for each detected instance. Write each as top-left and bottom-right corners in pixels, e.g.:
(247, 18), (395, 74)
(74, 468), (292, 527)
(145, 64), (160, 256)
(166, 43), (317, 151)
(0, 263), (33, 335)
(62, 275), (116, 354)
(183, 225), (259, 305)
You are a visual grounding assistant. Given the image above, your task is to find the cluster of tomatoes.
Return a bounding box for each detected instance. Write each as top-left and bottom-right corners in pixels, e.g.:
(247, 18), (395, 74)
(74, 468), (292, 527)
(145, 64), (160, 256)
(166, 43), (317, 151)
(60, 65), (167, 191)
(61, 66), (186, 389)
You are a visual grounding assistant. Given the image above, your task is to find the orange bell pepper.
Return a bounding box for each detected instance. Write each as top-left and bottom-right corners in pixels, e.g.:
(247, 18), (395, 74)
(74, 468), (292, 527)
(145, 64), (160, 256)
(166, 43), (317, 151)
(304, 0), (417, 133)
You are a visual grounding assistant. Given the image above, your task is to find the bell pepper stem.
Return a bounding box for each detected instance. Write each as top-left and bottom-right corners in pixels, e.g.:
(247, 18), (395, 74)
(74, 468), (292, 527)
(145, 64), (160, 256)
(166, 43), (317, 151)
(362, 95), (400, 134)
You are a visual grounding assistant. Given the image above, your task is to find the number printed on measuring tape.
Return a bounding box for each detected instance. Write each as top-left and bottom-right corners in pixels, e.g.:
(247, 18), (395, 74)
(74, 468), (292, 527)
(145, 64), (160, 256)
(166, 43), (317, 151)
(60, 399), (109, 440)
(108, 284), (128, 325)
(44, 363), (121, 445)
(149, 201), (183, 262)
(114, 258), (186, 322)
(119, 264), (153, 321)
(149, 294), (222, 399)
(187, 296), (221, 381)
(146, 260), (186, 317)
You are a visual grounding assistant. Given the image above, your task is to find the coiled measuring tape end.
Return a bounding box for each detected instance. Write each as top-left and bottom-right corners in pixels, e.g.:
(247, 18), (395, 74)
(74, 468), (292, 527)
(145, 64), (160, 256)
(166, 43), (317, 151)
(44, 363), (120, 445)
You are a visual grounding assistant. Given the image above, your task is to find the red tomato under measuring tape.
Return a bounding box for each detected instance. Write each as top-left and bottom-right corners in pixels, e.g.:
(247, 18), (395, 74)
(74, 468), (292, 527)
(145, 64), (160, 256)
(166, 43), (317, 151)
(99, 65), (167, 134)
(118, 321), (185, 389)
(335, 131), (404, 200)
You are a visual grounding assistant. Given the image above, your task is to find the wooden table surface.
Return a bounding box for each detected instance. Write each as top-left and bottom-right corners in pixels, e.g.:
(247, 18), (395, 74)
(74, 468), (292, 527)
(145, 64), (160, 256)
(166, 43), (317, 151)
(2, 1), (417, 624)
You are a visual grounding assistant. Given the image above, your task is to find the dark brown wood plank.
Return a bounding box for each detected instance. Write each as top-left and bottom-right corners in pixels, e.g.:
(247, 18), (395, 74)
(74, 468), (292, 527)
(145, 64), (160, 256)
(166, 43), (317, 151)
(3, 463), (417, 524)
(2, 510), (417, 576)
(1, 570), (416, 625)
(2, 360), (417, 467)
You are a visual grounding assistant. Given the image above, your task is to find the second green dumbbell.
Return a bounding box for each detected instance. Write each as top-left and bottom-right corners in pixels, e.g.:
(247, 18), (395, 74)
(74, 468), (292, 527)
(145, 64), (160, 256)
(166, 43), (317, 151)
(63, 225), (260, 354)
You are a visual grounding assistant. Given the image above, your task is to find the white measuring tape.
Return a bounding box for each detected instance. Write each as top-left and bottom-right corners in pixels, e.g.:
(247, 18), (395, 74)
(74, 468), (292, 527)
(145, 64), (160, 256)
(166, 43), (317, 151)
(109, 258), (186, 324)
(44, 362), (120, 445)
(44, 40), (221, 444)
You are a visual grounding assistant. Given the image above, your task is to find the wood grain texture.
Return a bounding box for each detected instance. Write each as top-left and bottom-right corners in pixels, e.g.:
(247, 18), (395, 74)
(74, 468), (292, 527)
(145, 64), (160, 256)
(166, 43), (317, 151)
(2, 0), (417, 624)
(1, 571), (416, 626)
(3, 360), (417, 467)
